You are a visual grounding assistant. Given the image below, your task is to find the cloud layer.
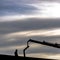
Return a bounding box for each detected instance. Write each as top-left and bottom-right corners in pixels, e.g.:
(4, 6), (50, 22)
(0, 18), (60, 59)
(0, 0), (60, 59)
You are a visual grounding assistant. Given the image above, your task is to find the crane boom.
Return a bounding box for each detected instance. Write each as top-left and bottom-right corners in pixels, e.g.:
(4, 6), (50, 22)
(28, 39), (60, 48)
(23, 39), (60, 57)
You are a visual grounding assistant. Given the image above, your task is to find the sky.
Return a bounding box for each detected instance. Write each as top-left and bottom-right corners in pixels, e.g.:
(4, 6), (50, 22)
(1, 0), (60, 59)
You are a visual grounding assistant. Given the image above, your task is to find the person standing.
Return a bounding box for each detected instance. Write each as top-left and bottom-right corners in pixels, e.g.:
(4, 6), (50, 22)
(14, 49), (18, 56)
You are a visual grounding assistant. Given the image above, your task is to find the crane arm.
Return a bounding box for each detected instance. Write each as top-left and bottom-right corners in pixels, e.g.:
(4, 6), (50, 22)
(23, 39), (60, 57)
(28, 39), (60, 48)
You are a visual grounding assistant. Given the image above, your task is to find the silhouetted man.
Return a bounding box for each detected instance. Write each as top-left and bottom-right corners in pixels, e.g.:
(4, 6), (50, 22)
(14, 49), (18, 56)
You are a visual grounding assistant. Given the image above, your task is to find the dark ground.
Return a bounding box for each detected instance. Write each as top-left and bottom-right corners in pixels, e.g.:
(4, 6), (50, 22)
(0, 54), (57, 60)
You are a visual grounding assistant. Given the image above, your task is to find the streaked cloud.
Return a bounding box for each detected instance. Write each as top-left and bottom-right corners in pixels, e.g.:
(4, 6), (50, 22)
(4, 28), (60, 38)
(1, 0), (60, 18)
(0, 0), (60, 59)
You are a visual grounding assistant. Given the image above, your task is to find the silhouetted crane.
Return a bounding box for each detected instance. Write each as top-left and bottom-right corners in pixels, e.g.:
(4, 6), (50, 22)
(23, 39), (60, 57)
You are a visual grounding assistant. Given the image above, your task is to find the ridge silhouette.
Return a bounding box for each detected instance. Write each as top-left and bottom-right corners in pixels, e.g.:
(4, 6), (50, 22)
(0, 54), (54, 60)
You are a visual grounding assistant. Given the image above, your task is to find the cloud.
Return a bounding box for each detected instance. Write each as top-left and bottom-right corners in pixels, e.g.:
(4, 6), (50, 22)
(0, 0), (41, 16)
(4, 28), (60, 38)
(1, 0), (60, 18)
(0, 18), (60, 48)
(0, 0), (60, 59)
(1, 2), (60, 18)
(0, 4), (38, 16)
(0, 25), (60, 57)
(0, 18), (60, 36)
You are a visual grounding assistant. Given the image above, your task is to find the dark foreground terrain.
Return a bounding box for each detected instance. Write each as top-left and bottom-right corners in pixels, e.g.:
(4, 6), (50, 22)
(0, 54), (56, 60)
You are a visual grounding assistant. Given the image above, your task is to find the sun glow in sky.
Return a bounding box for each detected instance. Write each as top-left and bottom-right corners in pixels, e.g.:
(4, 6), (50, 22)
(28, 2), (60, 18)
(42, 3), (60, 17)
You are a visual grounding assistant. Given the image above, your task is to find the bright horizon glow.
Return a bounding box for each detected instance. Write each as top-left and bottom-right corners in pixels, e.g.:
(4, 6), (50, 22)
(19, 53), (60, 59)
